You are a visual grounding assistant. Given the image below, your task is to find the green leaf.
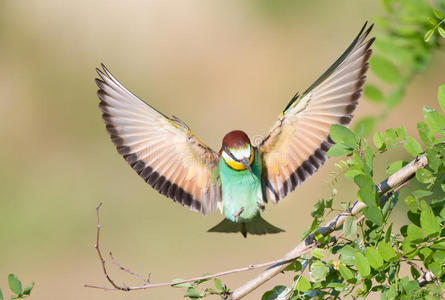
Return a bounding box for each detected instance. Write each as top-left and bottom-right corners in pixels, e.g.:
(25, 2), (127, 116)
(284, 260), (301, 272)
(433, 250), (445, 264)
(386, 160), (406, 175)
(416, 168), (435, 184)
(8, 274), (22, 296)
(184, 287), (203, 298)
(396, 126), (406, 139)
(261, 286), (289, 300)
(311, 199), (325, 218)
(424, 28), (435, 42)
(327, 282), (347, 292)
(329, 125), (357, 147)
(184, 287), (204, 299)
(428, 17), (438, 25)
(406, 224), (424, 242)
(23, 282), (34, 296)
(313, 232), (326, 245)
(310, 261), (329, 282)
(426, 147), (442, 171)
(214, 278), (223, 291)
(311, 248), (325, 259)
(364, 206), (383, 225)
(338, 264), (355, 283)
(385, 223), (393, 243)
(340, 246), (355, 265)
(207, 288), (219, 295)
(427, 262), (442, 277)
(326, 143), (350, 157)
(364, 84), (385, 102)
(354, 175), (375, 189)
(0, 288), (3, 300)
(373, 132), (385, 150)
(370, 55), (401, 83)
(295, 276), (311, 292)
(433, 9), (444, 19)
(343, 216), (357, 239)
(365, 247), (384, 270)
(384, 128), (397, 145)
(420, 201), (441, 235)
(403, 137), (423, 157)
(358, 187), (377, 207)
(438, 85), (445, 113)
(423, 106), (445, 134)
(171, 279), (193, 288)
(412, 189), (433, 199)
(417, 121), (435, 146)
(362, 279), (372, 293)
(377, 241), (397, 262)
(354, 252), (370, 277)
(439, 26), (445, 38)
(399, 277), (420, 294)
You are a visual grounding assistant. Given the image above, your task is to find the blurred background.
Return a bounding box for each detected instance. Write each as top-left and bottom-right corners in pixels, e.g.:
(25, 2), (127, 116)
(0, 1), (444, 299)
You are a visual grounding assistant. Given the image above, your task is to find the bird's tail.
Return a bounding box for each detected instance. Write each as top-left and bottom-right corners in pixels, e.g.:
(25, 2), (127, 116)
(207, 214), (284, 238)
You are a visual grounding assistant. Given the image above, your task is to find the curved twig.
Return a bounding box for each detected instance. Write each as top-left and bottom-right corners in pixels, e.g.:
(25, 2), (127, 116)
(84, 203), (316, 291)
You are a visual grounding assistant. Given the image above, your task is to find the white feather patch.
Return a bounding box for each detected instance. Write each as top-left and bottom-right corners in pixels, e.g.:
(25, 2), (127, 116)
(222, 145), (251, 163)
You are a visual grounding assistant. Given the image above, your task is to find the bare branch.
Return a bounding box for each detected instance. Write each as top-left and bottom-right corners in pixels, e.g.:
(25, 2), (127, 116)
(84, 204), (316, 291)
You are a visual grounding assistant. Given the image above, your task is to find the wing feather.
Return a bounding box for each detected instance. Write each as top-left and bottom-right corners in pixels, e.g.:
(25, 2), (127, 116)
(260, 23), (374, 203)
(96, 65), (221, 214)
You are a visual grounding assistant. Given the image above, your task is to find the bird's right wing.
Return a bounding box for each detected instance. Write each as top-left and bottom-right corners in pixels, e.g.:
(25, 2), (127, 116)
(95, 65), (221, 215)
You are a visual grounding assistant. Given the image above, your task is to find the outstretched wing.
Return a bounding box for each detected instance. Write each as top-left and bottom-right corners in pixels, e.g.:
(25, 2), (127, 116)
(95, 65), (221, 215)
(259, 23), (374, 203)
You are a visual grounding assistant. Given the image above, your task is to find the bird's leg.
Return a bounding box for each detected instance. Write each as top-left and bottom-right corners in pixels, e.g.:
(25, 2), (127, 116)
(233, 207), (244, 223)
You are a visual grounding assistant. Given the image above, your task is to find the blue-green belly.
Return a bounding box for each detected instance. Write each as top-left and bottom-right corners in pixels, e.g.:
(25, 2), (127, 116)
(218, 150), (262, 222)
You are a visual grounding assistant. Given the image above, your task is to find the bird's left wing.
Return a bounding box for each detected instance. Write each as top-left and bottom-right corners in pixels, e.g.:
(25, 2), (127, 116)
(259, 23), (374, 203)
(95, 65), (220, 215)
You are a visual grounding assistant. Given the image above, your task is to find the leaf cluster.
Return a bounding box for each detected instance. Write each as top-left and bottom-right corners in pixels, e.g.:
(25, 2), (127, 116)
(261, 86), (445, 299)
(173, 276), (230, 299)
(357, 0), (444, 136)
(0, 274), (34, 300)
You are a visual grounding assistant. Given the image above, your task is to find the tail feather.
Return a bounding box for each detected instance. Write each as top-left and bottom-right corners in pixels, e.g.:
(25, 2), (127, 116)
(208, 215), (284, 238)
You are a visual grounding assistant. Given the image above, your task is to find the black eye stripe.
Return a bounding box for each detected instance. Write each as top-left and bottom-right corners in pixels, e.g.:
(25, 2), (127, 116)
(222, 145), (242, 163)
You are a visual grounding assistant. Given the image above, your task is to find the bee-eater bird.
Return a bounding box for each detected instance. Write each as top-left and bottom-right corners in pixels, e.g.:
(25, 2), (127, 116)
(95, 23), (374, 237)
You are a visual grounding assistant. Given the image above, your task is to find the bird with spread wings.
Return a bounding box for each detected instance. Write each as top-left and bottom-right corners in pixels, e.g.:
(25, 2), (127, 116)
(95, 23), (374, 237)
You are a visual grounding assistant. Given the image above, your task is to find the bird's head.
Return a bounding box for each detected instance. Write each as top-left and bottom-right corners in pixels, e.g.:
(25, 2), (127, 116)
(220, 130), (255, 177)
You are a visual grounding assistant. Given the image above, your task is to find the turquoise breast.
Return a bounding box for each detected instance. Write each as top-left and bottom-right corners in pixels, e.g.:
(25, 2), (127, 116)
(218, 148), (263, 222)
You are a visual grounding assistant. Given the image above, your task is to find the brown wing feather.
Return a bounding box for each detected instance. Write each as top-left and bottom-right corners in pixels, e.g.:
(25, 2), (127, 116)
(260, 23), (374, 203)
(96, 65), (220, 215)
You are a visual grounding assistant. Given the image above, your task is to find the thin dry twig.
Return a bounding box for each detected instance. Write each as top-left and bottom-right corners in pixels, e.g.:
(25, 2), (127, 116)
(84, 203), (316, 291)
(92, 203), (127, 291)
(110, 251), (148, 285)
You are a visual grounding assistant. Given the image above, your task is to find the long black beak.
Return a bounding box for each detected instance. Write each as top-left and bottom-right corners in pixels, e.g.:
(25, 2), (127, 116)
(241, 158), (255, 180)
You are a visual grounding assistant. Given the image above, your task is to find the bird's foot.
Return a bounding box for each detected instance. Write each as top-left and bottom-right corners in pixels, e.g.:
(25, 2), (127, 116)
(257, 201), (265, 211)
(233, 207), (244, 223)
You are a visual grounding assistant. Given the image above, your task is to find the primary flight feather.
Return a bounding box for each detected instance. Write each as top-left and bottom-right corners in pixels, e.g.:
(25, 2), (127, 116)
(96, 23), (374, 237)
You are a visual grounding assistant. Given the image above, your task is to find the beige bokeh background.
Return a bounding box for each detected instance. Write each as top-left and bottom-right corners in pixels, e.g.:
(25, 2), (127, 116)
(0, 1), (444, 299)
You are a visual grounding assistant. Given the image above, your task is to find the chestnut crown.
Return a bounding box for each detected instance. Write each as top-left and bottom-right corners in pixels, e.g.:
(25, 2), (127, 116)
(222, 130), (251, 150)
